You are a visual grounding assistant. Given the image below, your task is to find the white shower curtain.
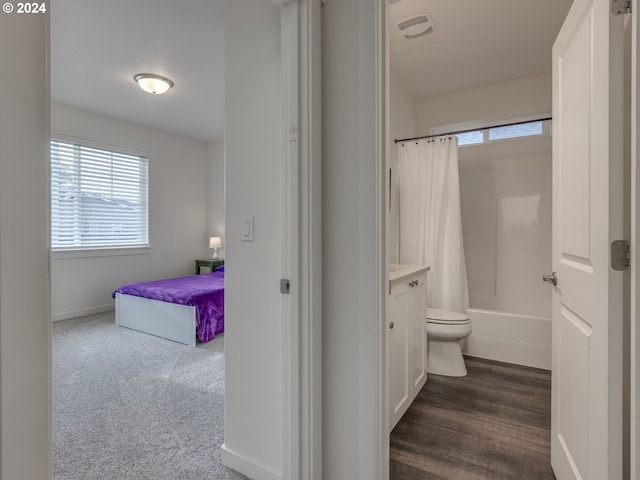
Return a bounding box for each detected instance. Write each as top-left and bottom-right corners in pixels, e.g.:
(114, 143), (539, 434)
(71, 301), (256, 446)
(397, 136), (469, 313)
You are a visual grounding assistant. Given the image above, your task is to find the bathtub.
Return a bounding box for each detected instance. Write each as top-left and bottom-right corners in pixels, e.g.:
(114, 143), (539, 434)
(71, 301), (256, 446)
(462, 308), (551, 370)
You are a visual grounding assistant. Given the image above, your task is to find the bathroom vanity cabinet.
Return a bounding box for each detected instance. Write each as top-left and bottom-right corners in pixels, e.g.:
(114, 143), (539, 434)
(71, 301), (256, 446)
(388, 265), (429, 431)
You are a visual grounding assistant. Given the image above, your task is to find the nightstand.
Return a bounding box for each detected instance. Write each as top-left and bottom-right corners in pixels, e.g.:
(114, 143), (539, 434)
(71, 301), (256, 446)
(195, 259), (224, 274)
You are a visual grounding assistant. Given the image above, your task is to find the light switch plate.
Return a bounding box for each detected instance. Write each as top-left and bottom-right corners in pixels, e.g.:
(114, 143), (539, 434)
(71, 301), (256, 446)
(242, 216), (254, 241)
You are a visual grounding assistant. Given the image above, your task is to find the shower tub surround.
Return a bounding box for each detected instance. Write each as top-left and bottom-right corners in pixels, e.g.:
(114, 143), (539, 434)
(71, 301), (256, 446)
(463, 308), (551, 370)
(459, 136), (552, 370)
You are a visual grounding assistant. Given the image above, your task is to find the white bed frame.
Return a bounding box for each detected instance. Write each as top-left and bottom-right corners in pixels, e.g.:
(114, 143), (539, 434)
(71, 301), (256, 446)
(115, 292), (197, 347)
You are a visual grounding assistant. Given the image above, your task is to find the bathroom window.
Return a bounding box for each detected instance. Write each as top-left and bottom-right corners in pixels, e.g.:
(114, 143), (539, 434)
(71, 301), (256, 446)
(456, 130), (484, 146)
(488, 121), (544, 141)
(432, 117), (551, 147)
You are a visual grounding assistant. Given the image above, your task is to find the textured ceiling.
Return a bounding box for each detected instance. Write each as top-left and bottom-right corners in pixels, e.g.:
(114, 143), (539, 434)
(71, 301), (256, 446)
(390, 0), (574, 100)
(51, 0), (225, 143)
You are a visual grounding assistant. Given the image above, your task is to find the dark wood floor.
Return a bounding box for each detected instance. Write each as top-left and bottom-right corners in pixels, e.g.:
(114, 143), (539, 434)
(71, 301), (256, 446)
(390, 356), (555, 480)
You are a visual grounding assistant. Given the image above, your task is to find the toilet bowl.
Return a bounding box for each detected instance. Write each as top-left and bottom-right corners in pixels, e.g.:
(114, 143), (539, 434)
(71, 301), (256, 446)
(427, 308), (472, 377)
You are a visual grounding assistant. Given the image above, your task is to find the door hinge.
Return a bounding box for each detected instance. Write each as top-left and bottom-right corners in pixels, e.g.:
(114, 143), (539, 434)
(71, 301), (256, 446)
(611, 240), (630, 271)
(611, 0), (631, 15)
(280, 278), (291, 294)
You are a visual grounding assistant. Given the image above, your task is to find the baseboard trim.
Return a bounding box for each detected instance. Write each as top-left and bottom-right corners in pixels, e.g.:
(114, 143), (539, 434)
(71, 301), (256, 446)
(464, 335), (551, 370)
(221, 444), (282, 480)
(52, 304), (114, 322)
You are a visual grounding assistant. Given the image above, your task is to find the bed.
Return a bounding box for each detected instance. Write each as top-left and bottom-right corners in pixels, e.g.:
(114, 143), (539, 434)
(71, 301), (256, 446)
(112, 267), (224, 347)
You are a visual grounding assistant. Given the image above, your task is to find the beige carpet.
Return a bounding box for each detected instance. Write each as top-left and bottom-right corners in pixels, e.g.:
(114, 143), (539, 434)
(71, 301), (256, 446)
(53, 312), (247, 480)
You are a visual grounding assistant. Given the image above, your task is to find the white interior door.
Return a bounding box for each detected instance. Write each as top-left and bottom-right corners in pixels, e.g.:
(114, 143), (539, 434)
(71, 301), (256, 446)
(551, 1), (625, 479)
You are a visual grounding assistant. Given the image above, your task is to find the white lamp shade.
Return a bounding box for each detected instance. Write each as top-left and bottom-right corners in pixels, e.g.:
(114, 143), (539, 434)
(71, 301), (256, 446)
(209, 236), (222, 249)
(134, 73), (174, 95)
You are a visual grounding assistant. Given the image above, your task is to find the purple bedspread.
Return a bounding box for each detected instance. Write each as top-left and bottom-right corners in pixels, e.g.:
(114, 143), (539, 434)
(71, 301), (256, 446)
(112, 271), (224, 343)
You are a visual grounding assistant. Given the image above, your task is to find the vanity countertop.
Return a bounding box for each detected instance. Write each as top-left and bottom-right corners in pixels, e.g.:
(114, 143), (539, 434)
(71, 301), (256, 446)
(389, 264), (430, 284)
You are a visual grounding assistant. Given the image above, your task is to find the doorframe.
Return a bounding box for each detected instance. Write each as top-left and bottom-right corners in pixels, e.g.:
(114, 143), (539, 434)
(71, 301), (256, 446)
(632, 1), (639, 478)
(278, 4), (300, 478)
(375, 0), (390, 478)
(40, 1), (321, 478)
(297, 1), (323, 478)
(273, 0), (323, 478)
(8, 1), (321, 477)
(375, 2), (636, 480)
(0, 8), (52, 479)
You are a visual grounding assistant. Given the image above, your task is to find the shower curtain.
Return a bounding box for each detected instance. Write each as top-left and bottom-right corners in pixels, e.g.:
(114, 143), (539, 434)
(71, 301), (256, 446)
(397, 136), (469, 313)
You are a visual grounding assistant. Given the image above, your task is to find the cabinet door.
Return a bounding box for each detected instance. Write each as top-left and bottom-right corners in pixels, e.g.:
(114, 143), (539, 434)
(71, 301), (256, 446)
(409, 272), (427, 397)
(388, 282), (410, 430)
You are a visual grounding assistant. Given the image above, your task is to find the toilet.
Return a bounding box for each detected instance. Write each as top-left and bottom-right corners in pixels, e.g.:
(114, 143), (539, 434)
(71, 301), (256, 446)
(426, 308), (472, 377)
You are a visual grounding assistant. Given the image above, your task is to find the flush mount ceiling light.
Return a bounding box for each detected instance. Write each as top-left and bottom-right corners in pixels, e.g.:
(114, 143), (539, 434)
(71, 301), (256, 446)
(133, 73), (174, 95)
(396, 13), (436, 39)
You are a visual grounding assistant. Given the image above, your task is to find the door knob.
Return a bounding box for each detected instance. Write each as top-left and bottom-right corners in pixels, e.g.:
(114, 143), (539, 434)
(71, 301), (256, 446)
(389, 322), (394, 329)
(543, 272), (557, 286)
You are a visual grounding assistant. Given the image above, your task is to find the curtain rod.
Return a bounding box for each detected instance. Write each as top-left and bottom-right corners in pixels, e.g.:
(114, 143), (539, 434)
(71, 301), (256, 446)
(394, 116), (553, 144)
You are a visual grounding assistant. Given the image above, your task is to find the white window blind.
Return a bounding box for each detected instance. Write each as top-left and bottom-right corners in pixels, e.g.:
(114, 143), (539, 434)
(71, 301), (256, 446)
(51, 139), (149, 249)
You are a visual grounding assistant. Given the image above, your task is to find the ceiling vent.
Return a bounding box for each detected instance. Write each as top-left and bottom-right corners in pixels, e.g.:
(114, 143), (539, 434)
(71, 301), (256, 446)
(396, 13), (435, 39)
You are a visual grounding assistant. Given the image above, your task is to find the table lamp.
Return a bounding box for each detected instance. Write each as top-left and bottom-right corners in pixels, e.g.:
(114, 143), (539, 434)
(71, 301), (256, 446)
(209, 236), (222, 260)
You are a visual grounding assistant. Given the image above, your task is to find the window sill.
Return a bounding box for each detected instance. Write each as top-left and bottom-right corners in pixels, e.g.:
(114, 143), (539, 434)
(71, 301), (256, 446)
(51, 246), (151, 260)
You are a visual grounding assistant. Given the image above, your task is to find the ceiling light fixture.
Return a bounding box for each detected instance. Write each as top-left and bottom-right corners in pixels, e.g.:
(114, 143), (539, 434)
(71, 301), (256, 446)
(133, 73), (174, 95)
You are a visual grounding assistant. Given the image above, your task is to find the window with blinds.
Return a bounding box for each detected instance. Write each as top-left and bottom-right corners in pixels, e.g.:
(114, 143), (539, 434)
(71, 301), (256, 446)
(51, 139), (149, 249)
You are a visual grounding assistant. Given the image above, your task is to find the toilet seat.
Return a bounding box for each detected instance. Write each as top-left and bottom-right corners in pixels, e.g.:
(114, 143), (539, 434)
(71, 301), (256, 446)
(427, 308), (469, 325)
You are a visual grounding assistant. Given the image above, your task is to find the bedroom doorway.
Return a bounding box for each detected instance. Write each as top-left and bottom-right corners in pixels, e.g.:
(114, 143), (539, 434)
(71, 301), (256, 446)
(47, 1), (321, 479)
(48, 1), (236, 478)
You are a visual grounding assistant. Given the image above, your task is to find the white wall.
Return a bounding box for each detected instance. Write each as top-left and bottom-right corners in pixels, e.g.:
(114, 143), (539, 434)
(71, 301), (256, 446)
(415, 73), (552, 135)
(389, 73), (416, 263)
(206, 138), (225, 258)
(323, 0), (381, 478)
(50, 104), (208, 320)
(0, 11), (51, 480)
(390, 73), (417, 140)
(222, 1), (284, 478)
